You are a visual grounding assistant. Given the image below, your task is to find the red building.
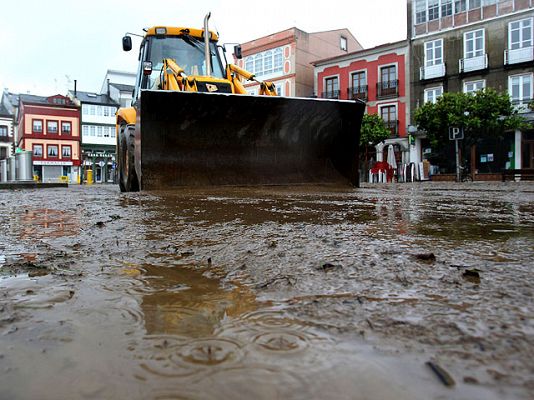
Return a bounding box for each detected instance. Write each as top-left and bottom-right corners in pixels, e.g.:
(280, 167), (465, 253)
(18, 94), (81, 183)
(314, 40), (410, 139)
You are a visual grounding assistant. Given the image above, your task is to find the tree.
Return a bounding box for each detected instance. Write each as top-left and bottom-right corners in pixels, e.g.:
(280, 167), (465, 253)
(360, 113), (391, 148)
(415, 89), (528, 147)
(413, 89), (530, 169)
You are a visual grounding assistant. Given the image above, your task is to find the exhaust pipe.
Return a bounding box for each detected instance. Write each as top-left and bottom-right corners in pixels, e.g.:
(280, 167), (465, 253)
(204, 12), (211, 76)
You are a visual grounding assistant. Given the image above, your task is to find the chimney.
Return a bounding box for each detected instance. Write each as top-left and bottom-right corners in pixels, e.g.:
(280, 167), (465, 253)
(74, 79), (77, 98)
(107, 79), (110, 97)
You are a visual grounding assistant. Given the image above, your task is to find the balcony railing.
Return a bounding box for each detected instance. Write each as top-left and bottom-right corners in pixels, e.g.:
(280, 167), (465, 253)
(321, 90), (341, 99)
(377, 80), (399, 99)
(459, 54), (488, 73)
(505, 46), (534, 65)
(384, 120), (399, 136)
(420, 63), (446, 80)
(0, 136), (11, 143)
(511, 98), (533, 113)
(348, 85), (368, 101)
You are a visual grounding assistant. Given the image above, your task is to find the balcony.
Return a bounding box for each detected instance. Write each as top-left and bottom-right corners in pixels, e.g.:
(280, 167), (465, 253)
(348, 85), (368, 101)
(459, 54), (488, 73)
(0, 136), (11, 143)
(505, 46), (534, 65)
(420, 63), (446, 80)
(321, 90), (341, 99)
(376, 80), (399, 99)
(512, 98), (533, 113)
(384, 120), (399, 137)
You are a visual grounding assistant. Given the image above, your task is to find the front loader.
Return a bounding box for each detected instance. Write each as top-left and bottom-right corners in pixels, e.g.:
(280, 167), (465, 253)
(116, 13), (365, 191)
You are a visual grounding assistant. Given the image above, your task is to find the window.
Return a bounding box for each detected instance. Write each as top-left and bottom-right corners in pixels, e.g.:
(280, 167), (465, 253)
(509, 18), (533, 50)
(380, 105), (398, 135)
(442, 0), (453, 16)
(244, 47), (284, 77)
(33, 144), (43, 157)
(415, 0), (426, 24)
(455, 0), (466, 13)
(47, 145), (58, 157)
(109, 107), (116, 115)
(82, 104), (89, 115)
(104, 126), (110, 138)
(468, 0), (481, 9)
(464, 80), (485, 93)
(90, 105), (96, 115)
(61, 121), (72, 134)
(32, 119), (43, 133)
(0, 125), (7, 137)
(82, 125), (89, 136)
(381, 65), (397, 83)
(103, 107), (110, 117)
(509, 74), (533, 105)
(97, 106), (103, 116)
(62, 146), (71, 158)
(324, 77), (339, 99)
(340, 36), (348, 51)
(97, 126), (103, 137)
(424, 86), (443, 103)
(90, 126), (96, 136)
(425, 39), (443, 66)
(264, 51), (273, 75)
(428, 0), (439, 21)
(47, 121), (58, 134)
(111, 127), (116, 138)
(464, 29), (484, 59)
(350, 71), (367, 100)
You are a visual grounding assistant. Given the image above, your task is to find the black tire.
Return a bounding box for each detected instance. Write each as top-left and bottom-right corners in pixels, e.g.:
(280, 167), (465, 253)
(118, 125), (139, 192)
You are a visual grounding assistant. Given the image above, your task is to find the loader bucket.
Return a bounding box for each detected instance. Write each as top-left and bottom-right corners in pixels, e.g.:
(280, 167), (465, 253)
(138, 90), (365, 189)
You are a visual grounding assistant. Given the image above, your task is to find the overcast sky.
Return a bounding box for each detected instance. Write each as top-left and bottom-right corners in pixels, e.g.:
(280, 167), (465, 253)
(0, 0), (406, 96)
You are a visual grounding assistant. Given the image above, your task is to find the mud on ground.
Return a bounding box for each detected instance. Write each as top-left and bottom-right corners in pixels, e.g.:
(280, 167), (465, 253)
(0, 182), (533, 399)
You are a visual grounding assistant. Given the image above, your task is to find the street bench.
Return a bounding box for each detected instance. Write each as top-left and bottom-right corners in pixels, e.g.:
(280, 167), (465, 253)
(502, 169), (534, 182)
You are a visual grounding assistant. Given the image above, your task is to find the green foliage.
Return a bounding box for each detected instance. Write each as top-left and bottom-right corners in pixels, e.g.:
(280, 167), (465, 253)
(414, 89), (530, 149)
(360, 113), (391, 148)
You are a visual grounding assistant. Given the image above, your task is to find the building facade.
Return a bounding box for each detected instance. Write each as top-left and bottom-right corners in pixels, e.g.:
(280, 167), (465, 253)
(0, 102), (14, 160)
(100, 70), (136, 108)
(408, 0), (534, 174)
(314, 41), (416, 179)
(236, 28), (363, 97)
(70, 91), (119, 184)
(17, 94), (81, 183)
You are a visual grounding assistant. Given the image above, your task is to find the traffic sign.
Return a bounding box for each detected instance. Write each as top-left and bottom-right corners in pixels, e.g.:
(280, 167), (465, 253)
(449, 127), (464, 140)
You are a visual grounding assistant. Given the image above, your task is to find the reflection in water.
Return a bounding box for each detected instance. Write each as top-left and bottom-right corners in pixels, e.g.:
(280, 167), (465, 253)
(17, 208), (80, 239)
(138, 264), (257, 337)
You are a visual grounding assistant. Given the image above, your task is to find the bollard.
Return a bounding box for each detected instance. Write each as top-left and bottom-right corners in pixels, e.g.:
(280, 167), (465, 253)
(8, 156), (16, 181)
(86, 169), (93, 185)
(0, 159), (7, 182)
(15, 151), (34, 182)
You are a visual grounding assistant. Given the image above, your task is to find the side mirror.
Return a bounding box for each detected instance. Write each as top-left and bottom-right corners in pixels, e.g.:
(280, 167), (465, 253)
(122, 36), (132, 52)
(233, 45), (243, 60)
(142, 61), (153, 76)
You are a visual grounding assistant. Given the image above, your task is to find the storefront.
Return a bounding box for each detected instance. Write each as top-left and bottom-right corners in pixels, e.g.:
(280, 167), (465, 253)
(81, 147), (115, 184)
(33, 160), (80, 183)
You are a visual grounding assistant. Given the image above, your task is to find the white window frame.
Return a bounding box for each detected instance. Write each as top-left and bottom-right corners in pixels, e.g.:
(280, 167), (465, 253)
(509, 18), (533, 50)
(425, 39), (443, 67)
(463, 79), (486, 94)
(378, 103), (399, 135)
(424, 86), (443, 104)
(509, 73), (533, 106)
(243, 47), (284, 78)
(464, 29), (485, 59)
(82, 125), (89, 136)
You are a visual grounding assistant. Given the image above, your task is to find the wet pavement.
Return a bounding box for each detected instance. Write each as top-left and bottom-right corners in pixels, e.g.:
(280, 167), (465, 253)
(0, 182), (533, 399)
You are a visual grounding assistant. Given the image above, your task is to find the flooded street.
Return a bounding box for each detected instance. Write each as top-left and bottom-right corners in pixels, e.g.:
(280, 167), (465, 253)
(0, 182), (533, 399)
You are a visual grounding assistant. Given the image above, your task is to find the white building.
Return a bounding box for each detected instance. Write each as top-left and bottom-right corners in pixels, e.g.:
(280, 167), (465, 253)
(100, 70), (136, 108)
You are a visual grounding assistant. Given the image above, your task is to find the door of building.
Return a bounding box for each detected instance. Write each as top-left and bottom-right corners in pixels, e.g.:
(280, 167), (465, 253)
(95, 166), (102, 183)
(523, 141), (534, 168)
